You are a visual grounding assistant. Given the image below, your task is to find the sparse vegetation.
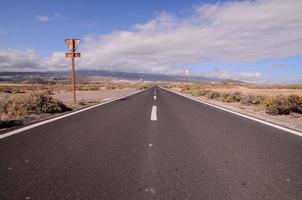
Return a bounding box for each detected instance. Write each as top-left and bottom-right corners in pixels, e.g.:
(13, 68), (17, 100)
(221, 92), (242, 103)
(78, 84), (100, 91)
(178, 84), (302, 115)
(240, 95), (265, 106)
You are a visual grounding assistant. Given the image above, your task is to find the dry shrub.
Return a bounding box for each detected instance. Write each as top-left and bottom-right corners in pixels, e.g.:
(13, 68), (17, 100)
(263, 95), (302, 115)
(180, 87), (190, 93)
(263, 96), (291, 115)
(206, 91), (221, 99)
(139, 85), (151, 90)
(0, 85), (26, 94)
(241, 95), (266, 105)
(78, 84), (100, 91)
(288, 95), (302, 114)
(106, 85), (116, 90)
(222, 92), (242, 103)
(191, 90), (203, 96)
(1, 92), (71, 119)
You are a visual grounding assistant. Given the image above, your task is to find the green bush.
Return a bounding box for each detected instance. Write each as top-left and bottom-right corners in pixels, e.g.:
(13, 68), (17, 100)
(2, 92), (71, 119)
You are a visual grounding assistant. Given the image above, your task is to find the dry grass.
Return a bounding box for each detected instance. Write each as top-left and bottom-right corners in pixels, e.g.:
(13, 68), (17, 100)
(1, 92), (71, 120)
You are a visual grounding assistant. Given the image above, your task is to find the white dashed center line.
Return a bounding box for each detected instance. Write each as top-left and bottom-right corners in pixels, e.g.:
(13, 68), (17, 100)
(154, 95), (156, 100)
(151, 106), (157, 121)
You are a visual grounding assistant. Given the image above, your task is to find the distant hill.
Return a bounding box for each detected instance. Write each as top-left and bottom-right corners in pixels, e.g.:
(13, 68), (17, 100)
(0, 70), (223, 83)
(222, 79), (245, 84)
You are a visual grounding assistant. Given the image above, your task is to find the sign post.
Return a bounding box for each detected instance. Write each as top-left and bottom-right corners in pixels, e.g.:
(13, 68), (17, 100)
(65, 39), (81, 104)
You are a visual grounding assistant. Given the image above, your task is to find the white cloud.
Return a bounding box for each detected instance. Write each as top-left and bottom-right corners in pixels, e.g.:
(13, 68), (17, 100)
(0, 49), (41, 71)
(199, 68), (262, 82)
(36, 15), (49, 22)
(40, 51), (69, 71)
(1, 0), (302, 82)
(77, 0), (302, 74)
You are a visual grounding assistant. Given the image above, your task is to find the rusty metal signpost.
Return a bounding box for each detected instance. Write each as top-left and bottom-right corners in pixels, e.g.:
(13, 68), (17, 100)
(65, 39), (81, 104)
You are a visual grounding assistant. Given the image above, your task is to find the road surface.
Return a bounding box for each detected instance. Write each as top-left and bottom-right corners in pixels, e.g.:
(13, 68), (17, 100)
(1, 87), (302, 200)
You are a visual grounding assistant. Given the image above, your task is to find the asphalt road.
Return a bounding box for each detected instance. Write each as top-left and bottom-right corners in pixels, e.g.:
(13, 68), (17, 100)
(1, 87), (302, 200)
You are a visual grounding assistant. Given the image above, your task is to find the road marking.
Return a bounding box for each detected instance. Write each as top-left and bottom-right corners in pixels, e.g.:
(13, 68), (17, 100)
(149, 143), (153, 147)
(154, 95), (156, 100)
(151, 106), (157, 121)
(162, 87), (302, 137)
(0, 90), (146, 140)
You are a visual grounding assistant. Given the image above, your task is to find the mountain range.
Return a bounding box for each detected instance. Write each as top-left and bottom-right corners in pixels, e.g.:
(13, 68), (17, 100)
(0, 70), (234, 83)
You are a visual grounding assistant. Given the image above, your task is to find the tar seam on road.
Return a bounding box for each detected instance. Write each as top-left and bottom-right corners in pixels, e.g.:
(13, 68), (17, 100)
(0, 90), (146, 140)
(151, 106), (157, 121)
(162, 87), (302, 137)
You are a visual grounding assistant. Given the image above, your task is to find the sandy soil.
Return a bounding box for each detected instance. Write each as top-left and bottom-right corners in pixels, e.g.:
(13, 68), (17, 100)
(0, 93), (10, 102)
(209, 86), (302, 96)
(171, 87), (302, 132)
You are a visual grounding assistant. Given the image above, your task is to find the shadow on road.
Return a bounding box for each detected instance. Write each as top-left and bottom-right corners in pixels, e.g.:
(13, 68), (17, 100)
(117, 98), (130, 101)
(0, 120), (23, 129)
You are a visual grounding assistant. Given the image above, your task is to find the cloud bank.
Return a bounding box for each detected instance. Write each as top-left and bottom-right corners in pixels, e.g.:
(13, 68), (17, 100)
(1, 0), (302, 81)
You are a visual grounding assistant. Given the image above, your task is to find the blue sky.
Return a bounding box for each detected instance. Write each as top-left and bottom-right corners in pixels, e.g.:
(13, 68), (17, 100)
(0, 0), (302, 83)
(0, 0), (215, 55)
